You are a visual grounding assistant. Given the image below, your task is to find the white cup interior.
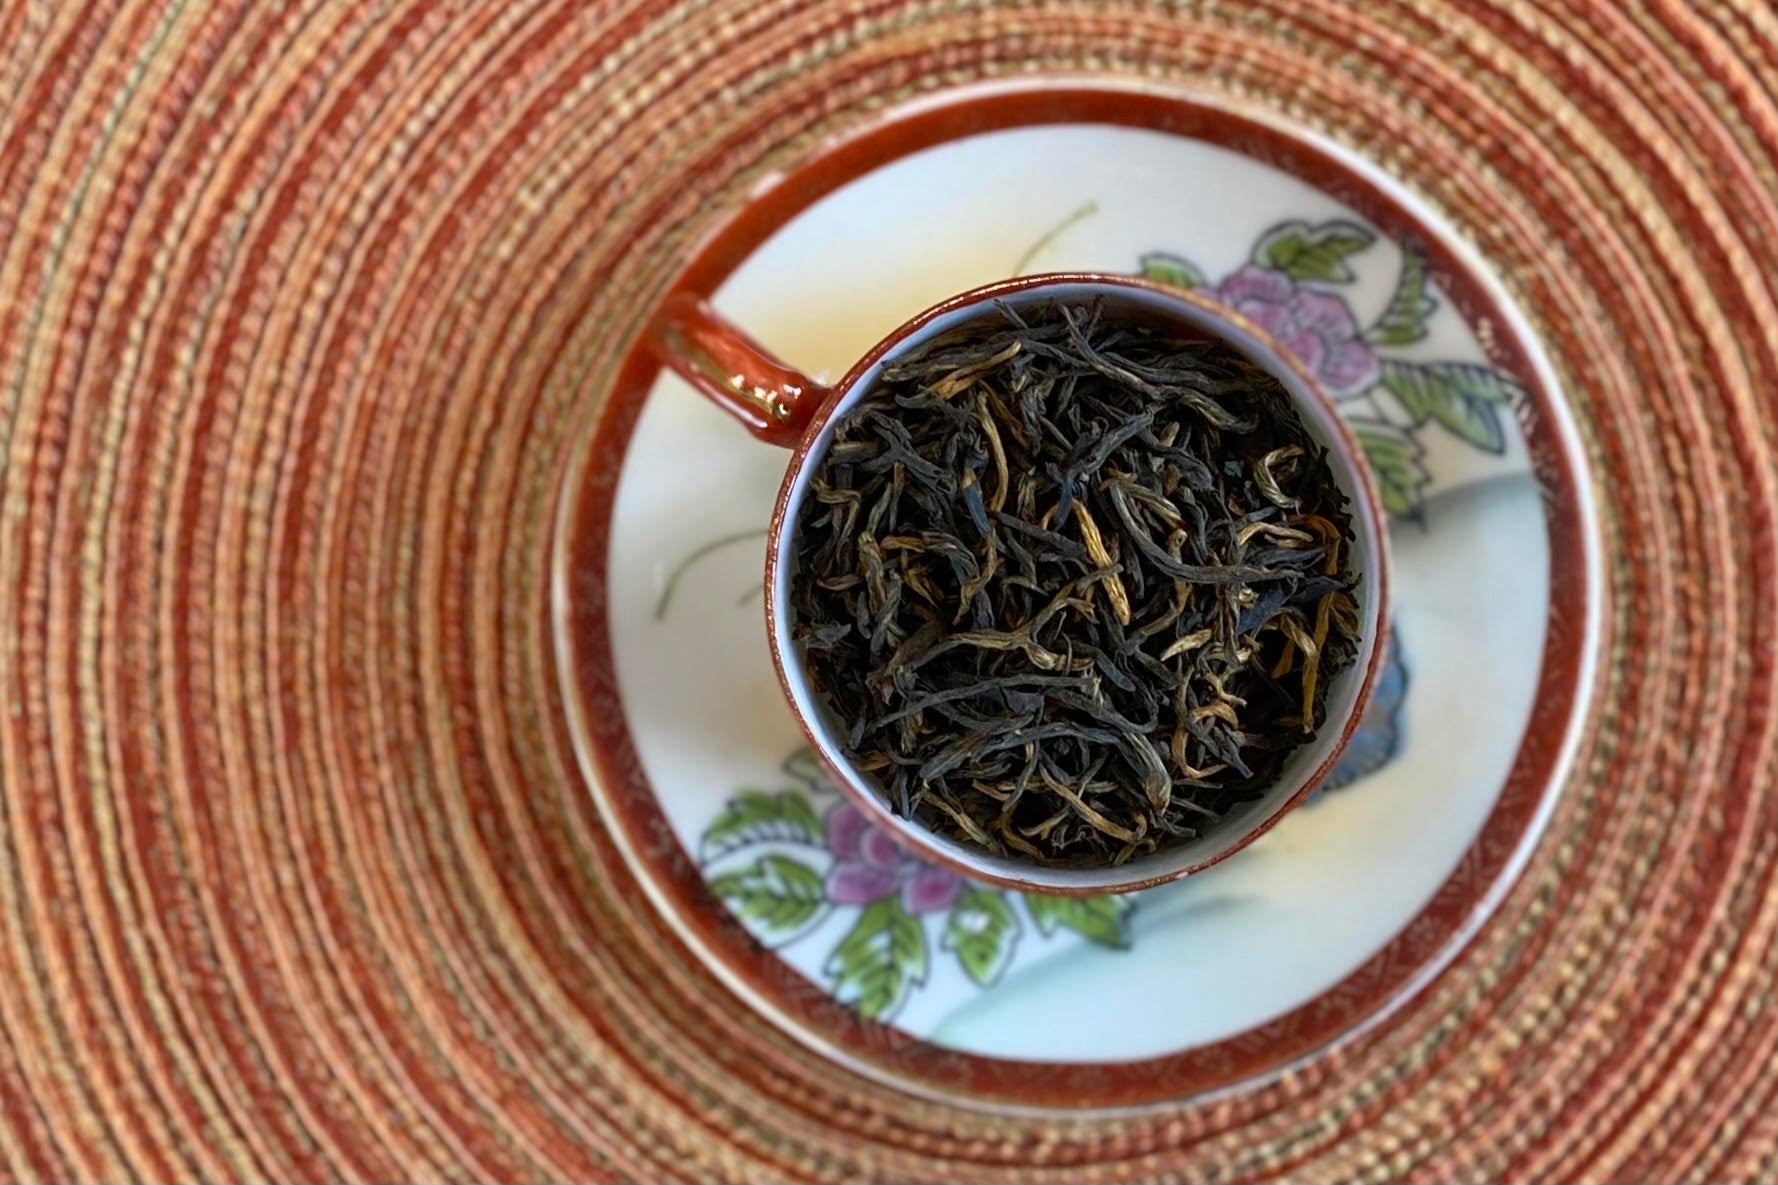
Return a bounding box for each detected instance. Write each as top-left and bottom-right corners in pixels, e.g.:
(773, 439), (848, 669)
(771, 280), (1386, 892)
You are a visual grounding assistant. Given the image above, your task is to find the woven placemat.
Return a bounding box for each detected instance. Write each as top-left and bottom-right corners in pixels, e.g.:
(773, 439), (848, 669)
(2, 1), (1774, 1180)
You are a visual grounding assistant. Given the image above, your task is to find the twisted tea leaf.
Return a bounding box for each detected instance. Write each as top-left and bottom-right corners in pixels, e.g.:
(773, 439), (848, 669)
(790, 300), (1361, 866)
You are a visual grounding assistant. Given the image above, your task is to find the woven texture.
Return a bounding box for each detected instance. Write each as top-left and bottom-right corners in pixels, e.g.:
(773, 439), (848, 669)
(1, 0), (1775, 1180)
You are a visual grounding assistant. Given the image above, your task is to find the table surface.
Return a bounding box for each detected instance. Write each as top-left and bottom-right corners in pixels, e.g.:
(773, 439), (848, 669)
(0, 0), (1774, 1180)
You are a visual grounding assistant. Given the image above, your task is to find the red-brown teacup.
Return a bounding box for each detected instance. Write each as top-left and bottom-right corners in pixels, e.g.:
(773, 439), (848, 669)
(648, 274), (1391, 894)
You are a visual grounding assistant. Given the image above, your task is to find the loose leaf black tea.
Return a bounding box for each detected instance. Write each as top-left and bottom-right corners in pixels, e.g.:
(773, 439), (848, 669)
(790, 299), (1362, 867)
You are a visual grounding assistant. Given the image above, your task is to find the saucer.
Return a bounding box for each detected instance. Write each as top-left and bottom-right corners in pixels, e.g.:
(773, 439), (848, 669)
(555, 80), (1600, 1112)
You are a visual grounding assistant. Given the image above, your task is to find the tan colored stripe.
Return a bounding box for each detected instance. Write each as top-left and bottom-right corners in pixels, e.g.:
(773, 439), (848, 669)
(2, 0), (1777, 1177)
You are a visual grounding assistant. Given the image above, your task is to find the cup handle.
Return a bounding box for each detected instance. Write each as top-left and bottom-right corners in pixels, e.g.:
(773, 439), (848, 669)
(646, 291), (831, 448)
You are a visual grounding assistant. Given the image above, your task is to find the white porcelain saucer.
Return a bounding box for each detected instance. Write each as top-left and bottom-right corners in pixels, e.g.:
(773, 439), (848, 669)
(555, 80), (1601, 1112)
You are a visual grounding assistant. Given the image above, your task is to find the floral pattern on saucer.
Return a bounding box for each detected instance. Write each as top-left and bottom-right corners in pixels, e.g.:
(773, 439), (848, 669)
(700, 748), (1131, 1020)
(1140, 219), (1526, 520)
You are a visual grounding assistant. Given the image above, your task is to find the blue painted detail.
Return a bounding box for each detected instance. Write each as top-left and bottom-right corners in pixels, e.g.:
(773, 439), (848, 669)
(1312, 627), (1408, 799)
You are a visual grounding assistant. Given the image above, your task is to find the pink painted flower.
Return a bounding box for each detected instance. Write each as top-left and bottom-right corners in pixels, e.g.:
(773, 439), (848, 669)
(1216, 265), (1380, 395)
(825, 802), (962, 915)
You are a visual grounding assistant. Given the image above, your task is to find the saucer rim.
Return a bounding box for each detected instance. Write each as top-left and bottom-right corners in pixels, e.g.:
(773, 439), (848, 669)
(552, 74), (1603, 1115)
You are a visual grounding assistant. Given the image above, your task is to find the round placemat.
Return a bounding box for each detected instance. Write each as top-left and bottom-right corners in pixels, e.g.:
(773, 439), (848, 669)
(1, 1), (1773, 1181)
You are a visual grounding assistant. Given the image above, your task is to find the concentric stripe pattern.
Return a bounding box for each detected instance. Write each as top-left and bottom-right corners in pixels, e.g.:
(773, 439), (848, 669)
(1, 0), (1774, 1180)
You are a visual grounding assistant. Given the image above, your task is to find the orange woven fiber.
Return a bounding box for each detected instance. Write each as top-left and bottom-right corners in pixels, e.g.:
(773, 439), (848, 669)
(2, 0), (1776, 1181)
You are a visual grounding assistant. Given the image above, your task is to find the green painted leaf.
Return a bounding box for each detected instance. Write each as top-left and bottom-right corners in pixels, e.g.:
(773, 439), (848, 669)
(1253, 219), (1376, 282)
(1378, 359), (1518, 454)
(781, 747), (833, 795)
(1368, 246), (1438, 345)
(1351, 421), (1432, 519)
(1022, 893), (1134, 949)
(1138, 251), (1208, 290)
(708, 853), (829, 940)
(941, 888), (1020, 986)
(699, 788), (822, 861)
(825, 898), (928, 1020)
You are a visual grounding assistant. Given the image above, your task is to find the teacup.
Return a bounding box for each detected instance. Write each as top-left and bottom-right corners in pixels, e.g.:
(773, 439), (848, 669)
(647, 274), (1390, 894)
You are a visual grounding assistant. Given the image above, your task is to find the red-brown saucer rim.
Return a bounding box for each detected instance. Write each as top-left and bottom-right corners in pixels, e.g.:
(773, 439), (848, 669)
(551, 77), (1599, 1114)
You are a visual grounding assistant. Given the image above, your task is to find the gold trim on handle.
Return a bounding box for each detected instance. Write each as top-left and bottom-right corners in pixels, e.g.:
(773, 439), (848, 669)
(659, 323), (797, 422)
